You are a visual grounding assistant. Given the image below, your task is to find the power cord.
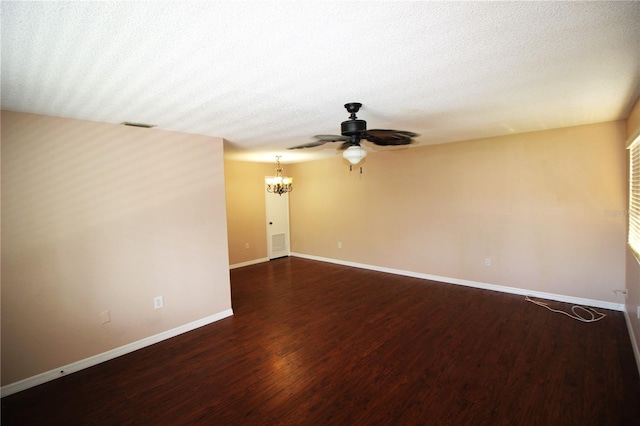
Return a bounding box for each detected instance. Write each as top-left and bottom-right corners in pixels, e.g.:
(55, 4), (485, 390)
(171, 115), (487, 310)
(525, 295), (606, 323)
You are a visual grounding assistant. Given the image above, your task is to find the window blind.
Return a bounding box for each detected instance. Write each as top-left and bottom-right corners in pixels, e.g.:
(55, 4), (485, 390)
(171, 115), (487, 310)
(629, 135), (640, 256)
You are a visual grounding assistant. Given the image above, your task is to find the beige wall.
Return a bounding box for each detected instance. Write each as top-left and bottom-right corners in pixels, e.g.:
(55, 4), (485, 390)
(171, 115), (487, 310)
(1, 111), (232, 385)
(627, 95), (640, 141)
(289, 121), (627, 303)
(224, 160), (276, 266)
(626, 94), (640, 361)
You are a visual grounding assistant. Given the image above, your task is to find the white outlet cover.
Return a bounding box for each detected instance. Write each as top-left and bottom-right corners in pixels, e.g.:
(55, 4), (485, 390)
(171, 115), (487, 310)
(154, 296), (164, 309)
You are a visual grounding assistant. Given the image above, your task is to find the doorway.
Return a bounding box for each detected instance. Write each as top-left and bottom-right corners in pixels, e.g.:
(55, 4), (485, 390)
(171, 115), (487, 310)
(265, 179), (291, 259)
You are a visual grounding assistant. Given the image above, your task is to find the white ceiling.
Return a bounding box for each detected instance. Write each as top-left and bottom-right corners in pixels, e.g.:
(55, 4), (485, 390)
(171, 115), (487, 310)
(2, 1), (639, 164)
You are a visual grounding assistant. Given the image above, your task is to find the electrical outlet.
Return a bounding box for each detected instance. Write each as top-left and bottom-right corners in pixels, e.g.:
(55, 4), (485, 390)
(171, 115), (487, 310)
(154, 296), (164, 309)
(245, 243), (250, 249)
(100, 310), (111, 324)
(637, 306), (640, 319)
(338, 242), (342, 249)
(485, 258), (491, 266)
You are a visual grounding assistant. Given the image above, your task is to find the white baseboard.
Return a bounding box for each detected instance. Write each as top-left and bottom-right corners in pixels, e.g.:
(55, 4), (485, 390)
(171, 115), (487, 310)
(623, 309), (640, 376)
(230, 257), (269, 269)
(290, 252), (625, 312)
(1, 309), (234, 398)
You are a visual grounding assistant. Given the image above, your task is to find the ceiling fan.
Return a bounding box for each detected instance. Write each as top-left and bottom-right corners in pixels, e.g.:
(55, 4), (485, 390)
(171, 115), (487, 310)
(288, 103), (420, 165)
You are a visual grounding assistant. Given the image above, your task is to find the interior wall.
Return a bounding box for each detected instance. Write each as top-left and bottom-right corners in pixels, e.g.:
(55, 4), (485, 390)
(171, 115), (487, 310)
(625, 94), (640, 360)
(627, 94), (640, 139)
(1, 111), (232, 385)
(288, 121), (627, 304)
(224, 160), (276, 266)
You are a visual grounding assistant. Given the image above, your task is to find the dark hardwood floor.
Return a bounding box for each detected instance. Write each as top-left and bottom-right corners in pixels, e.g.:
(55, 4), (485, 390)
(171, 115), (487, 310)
(3, 257), (640, 425)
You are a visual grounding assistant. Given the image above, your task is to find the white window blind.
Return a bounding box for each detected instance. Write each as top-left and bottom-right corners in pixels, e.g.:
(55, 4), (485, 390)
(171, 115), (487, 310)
(629, 135), (640, 256)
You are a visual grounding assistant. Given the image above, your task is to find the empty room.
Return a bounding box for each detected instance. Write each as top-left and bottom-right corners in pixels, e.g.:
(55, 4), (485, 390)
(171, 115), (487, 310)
(2, 2), (640, 425)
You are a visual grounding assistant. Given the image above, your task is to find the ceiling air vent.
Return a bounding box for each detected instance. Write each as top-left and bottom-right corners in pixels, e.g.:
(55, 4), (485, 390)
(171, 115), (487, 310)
(121, 122), (156, 128)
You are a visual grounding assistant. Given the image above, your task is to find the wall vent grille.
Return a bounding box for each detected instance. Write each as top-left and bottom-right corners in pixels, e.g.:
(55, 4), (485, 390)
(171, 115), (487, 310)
(272, 233), (286, 252)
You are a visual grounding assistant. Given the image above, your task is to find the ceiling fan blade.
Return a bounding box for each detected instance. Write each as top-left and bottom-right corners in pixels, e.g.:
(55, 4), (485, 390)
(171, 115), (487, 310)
(288, 134), (352, 149)
(339, 141), (352, 150)
(364, 129), (419, 146)
(314, 134), (351, 142)
(288, 140), (330, 149)
(367, 129), (420, 138)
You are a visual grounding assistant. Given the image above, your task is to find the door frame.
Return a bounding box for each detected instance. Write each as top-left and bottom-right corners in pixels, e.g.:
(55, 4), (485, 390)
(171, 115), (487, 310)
(265, 179), (291, 259)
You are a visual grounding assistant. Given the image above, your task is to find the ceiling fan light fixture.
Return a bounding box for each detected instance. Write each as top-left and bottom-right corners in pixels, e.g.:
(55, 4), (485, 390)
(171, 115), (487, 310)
(343, 145), (367, 165)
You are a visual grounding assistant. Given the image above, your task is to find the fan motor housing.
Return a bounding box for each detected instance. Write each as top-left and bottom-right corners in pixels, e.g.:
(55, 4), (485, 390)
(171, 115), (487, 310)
(341, 119), (367, 136)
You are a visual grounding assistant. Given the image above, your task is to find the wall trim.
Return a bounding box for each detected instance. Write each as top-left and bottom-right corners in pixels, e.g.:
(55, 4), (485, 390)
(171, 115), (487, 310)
(1, 309), (234, 398)
(230, 257), (269, 269)
(290, 252), (625, 312)
(624, 309), (640, 376)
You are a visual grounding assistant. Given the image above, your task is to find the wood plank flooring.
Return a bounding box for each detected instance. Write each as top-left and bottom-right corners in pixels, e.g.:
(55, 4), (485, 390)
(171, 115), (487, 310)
(3, 257), (640, 425)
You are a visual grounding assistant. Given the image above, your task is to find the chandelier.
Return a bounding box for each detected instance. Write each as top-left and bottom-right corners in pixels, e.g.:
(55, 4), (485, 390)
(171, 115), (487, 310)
(266, 156), (293, 195)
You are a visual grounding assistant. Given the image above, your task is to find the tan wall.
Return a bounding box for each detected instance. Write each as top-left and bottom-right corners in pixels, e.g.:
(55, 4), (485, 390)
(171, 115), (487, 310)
(626, 93), (640, 360)
(627, 95), (640, 141)
(1, 111), (232, 385)
(224, 160), (275, 265)
(289, 121), (627, 303)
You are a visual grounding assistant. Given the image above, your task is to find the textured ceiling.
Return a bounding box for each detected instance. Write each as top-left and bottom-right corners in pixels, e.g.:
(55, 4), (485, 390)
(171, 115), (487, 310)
(2, 1), (639, 163)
